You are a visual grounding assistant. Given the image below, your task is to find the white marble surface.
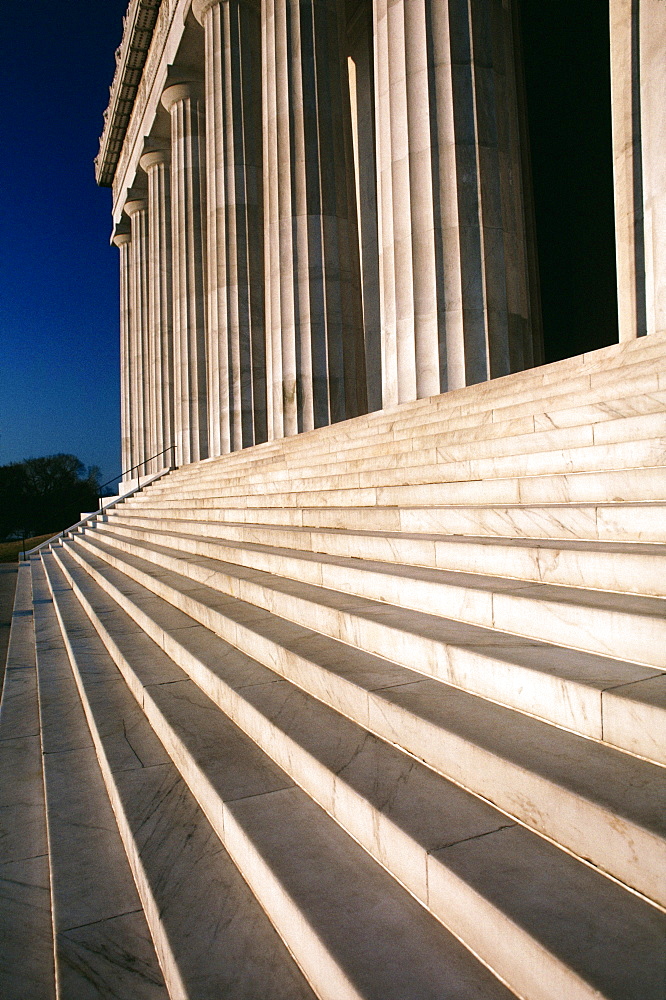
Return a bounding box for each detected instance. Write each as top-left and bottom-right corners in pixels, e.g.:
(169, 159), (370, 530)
(49, 546), (521, 999)
(27, 329), (666, 997)
(0, 565), (54, 1000)
(161, 82), (209, 467)
(0, 856), (53, 1000)
(370, 678), (666, 907)
(56, 528), (666, 908)
(98, 513), (666, 597)
(118, 340), (666, 491)
(42, 554), (317, 1000)
(120, 399), (666, 488)
(428, 824), (666, 1000)
(32, 562), (169, 999)
(639, 0), (666, 337)
(80, 519), (666, 683)
(224, 784), (514, 1000)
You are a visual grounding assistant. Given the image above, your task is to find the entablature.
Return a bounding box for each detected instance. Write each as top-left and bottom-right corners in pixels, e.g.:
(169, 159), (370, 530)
(106, 1), (202, 226)
(96, 0), (164, 187)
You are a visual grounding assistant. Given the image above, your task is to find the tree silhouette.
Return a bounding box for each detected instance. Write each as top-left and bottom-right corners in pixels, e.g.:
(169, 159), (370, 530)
(0, 454), (101, 541)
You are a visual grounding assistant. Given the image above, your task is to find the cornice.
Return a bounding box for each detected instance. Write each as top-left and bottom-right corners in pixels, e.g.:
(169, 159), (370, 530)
(95, 0), (163, 188)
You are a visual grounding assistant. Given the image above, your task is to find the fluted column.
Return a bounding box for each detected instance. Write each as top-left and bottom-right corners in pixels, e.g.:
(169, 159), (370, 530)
(348, 2), (382, 412)
(610, 0), (666, 340)
(124, 197), (150, 476)
(193, 0), (267, 455)
(140, 146), (175, 473)
(374, 0), (541, 407)
(112, 226), (133, 478)
(162, 82), (208, 466)
(262, 0), (367, 439)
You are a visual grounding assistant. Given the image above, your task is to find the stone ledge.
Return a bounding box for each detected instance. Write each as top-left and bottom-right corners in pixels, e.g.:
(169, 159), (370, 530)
(96, 0), (162, 188)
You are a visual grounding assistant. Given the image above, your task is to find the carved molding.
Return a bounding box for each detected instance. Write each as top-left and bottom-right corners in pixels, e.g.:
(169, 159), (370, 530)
(95, 0), (163, 187)
(111, 0), (182, 204)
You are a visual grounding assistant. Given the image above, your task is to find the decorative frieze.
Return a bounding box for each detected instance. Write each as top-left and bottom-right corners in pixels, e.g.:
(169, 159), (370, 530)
(110, 0), (181, 205)
(96, 0), (163, 187)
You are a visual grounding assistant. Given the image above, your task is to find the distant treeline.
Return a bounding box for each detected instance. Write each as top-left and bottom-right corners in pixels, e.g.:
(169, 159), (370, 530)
(0, 455), (101, 541)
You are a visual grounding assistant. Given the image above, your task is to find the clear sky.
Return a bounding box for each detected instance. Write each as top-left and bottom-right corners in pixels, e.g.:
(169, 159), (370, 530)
(1, 1), (130, 486)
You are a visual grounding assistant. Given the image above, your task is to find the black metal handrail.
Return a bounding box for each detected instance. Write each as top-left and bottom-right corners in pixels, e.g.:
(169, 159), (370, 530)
(98, 443), (176, 501)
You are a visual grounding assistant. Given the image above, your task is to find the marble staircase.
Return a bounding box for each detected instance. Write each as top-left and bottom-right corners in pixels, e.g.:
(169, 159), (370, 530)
(2, 335), (666, 999)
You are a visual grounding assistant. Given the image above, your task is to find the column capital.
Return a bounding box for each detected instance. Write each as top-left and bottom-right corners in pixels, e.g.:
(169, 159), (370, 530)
(111, 227), (131, 248)
(192, 0), (259, 26)
(124, 197), (148, 217)
(161, 80), (204, 113)
(140, 147), (170, 172)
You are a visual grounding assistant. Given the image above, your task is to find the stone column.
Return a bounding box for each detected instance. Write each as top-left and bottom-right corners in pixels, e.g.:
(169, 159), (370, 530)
(262, 0), (367, 438)
(161, 82), (209, 466)
(639, 1), (666, 337)
(611, 0), (666, 340)
(348, 0), (382, 412)
(610, 0), (646, 341)
(140, 146), (175, 473)
(111, 225), (133, 479)
(124, 196), (150, 476)
(193, 0), (266, 456)
(373, 0), (540, 407)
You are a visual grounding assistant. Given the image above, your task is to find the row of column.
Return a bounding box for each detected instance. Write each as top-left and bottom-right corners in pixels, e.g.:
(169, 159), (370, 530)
(114, 0), (542, 476)
(373, 0), (541, 406)
(610, 0), (666, 341)
(261, 0), (367, 438)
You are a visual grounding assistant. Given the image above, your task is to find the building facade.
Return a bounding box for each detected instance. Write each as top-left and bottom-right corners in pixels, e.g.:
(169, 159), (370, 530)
(2, 4), (666, 997)
(98, 0), (665, 480)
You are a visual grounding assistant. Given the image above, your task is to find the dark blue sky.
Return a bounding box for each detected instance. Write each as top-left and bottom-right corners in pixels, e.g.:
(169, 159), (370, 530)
(1, 2), (130, 485)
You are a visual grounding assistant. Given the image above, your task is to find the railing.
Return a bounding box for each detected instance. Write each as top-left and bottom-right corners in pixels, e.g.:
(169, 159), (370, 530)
(97, 443), (176, 500)
(21, 444), (176, 560)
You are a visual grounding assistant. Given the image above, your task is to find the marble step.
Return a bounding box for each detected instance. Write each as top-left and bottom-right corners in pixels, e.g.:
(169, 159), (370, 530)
(66, 529), (666, 762)
(29, 559), (168, 1000)
(143, 384), (666, 498)
(117, 463), (666, 508)
(60, 536), (666, 755)
(111, 500), (666, 542)
(133, 432), (666, 502)
(88, 524), (666, 760)
(45, 547), (666, 1000)
(141, 433), (666, 503)
(146, 396), (666, 493)
(102, 512), (666, 597)
(416, 365), (665, 429)
(126, 447), (666, 510)
(56, 537), (666, 903)
(85, 525), (666, 673)
(0, 563), (54, 1000)
(41, 554), (517, 1000)
(39, 554), (320, 1000)
(154, 343), (666, 487)
(137, 352), (666, 498)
